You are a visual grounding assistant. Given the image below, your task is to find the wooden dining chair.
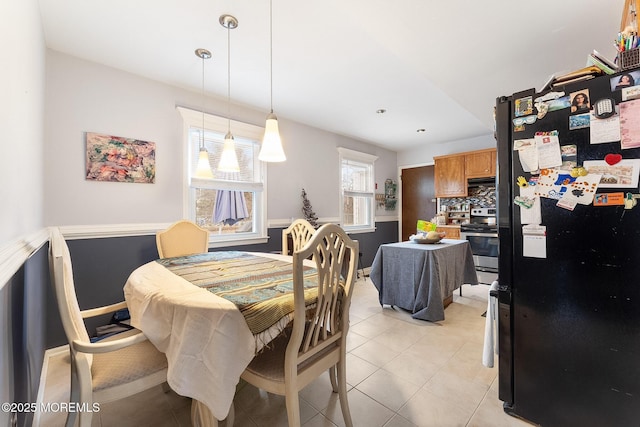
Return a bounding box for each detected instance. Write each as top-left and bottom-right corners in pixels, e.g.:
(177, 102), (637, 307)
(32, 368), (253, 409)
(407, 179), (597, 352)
(241, 223), (359, 427)
(156, 219), (209, 258)
(49, 227), (169, 427)
(282, 218), (316, 256)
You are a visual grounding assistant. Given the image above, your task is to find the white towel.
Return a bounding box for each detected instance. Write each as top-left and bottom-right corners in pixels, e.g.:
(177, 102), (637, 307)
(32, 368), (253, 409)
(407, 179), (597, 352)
(482, 280), (500, 368)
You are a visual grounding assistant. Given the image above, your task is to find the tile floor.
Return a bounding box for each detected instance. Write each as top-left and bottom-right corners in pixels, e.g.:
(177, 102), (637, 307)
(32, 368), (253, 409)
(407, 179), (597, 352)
(38, 279), (533, 427)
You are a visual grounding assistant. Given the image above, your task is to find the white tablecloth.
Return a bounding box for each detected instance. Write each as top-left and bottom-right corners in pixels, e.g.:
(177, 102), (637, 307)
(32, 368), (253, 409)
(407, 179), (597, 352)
(124, 260), (255, 421)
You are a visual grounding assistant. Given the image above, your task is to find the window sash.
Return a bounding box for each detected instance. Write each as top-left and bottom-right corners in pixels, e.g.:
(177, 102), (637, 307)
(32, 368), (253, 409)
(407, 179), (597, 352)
(178, 106), (267, 244)
(338, 147), (377, 233)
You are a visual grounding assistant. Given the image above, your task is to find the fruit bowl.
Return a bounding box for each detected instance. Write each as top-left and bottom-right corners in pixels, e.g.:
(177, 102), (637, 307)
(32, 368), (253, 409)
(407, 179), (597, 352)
(409, 232), (445, 244)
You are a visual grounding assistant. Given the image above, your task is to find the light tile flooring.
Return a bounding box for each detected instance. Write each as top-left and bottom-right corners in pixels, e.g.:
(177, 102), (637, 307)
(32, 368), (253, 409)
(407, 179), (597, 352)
(39, 279), (533, 427)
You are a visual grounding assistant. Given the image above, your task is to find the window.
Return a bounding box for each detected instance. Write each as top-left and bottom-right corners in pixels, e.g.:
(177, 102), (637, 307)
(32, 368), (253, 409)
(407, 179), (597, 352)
(178, 107), (267, 246)
(338, 147), (378, 233)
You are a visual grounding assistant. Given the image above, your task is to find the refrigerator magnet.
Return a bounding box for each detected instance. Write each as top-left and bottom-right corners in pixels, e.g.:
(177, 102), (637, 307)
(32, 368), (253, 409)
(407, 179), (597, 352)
(621, 85), (640, 101)
(556, 174), (602, 210)
(593, 192), (625, 206)
(569, 90), (590, 114)
(515, 96), (533, 117)
(582, 159), (640, 188)
(624, 193), (640, 209)
(569, 113), (590, 130)
(535, 101), (549, 119)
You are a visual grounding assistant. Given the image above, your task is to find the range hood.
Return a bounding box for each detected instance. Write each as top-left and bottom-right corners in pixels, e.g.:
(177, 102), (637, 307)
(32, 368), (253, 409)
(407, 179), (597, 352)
(468, 177), (496, 187)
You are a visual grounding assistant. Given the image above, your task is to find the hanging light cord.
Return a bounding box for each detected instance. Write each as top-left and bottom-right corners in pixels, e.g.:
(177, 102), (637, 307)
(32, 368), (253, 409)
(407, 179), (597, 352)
(201, 52), (205, 149)
(227, 23), (231, 133)
(269, 0), (274, 114)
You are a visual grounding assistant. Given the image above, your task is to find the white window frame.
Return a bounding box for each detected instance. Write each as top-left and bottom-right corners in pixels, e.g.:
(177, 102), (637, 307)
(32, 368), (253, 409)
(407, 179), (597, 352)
(338, 147), (378, 234)
(178, 106), (268, 247)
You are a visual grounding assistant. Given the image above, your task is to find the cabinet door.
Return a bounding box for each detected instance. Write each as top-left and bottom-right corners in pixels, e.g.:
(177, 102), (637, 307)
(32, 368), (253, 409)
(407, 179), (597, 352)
(465, 150), (496, 178)
(434, 155), (466, 197)
(436, 226), (460, 239)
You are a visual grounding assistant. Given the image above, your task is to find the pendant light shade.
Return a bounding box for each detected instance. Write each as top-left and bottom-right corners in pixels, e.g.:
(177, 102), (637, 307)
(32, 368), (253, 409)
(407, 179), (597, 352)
(219, 131), (240, 172)
(195, 145), (215, 179)
(259, 112), (286, 162)
(218, 14), (241, 173)
(259, 0), (286, 162)
(194, 49), (214, 179)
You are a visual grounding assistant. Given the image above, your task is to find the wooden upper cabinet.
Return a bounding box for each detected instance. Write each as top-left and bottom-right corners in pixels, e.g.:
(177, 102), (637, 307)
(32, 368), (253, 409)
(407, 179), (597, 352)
(434, 155), (466, 197)
(465, 149), (496, 178)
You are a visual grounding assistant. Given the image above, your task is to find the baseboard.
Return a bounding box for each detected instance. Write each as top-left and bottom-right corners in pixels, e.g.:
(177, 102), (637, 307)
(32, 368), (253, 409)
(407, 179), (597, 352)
(358, 266), (371, 279)
(33, 345), (69, 427)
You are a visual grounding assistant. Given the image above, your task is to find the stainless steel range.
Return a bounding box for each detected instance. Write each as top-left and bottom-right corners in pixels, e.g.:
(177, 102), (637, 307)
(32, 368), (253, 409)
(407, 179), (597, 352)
(460, 207), (498, 284)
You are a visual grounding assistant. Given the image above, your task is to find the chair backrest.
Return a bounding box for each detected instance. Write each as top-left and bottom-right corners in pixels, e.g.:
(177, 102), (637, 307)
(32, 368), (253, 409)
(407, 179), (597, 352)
(156, 220), (209, 258)
(289, 223), (358, 363)
(49, 227), (93, 366)
(282, 219), (316, 256)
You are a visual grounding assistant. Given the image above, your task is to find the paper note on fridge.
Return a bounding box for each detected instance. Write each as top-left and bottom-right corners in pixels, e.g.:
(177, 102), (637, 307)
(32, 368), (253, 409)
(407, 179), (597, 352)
(514, 138), (538, 172)
(534, 133), (563, 169)
(522, 225), (546, 258)
(590, 110), (620, 144)
(519, 185), (542, 224)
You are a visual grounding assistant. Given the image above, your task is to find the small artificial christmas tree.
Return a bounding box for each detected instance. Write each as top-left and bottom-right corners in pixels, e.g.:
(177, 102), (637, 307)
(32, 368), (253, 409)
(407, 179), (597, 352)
(301, 188), (319, 228)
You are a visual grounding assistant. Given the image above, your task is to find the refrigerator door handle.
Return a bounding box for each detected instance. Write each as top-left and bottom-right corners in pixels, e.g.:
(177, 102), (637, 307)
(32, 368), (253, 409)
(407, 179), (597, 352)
(498, 288), (514, 406)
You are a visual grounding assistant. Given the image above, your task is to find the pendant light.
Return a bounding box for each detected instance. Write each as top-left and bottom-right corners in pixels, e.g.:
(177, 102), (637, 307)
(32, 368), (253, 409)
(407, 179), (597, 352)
(259, 0), (286, 162)
(218, 14), (240, 173)
(194, 48), (215, 179)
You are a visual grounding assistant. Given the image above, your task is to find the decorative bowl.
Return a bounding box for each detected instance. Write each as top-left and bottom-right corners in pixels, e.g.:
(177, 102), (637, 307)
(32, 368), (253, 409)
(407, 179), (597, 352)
(409, 232), (445, 244)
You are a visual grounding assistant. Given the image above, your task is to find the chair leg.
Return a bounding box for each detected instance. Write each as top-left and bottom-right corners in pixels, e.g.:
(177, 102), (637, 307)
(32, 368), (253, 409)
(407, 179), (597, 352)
(65, 367), (79, 427)
(77, 408), (93, 427)
(191, 399), (220, 427)
(337, 359), (353, 427)
(284, 386), (301, 427)
(328, 366), (338, 392)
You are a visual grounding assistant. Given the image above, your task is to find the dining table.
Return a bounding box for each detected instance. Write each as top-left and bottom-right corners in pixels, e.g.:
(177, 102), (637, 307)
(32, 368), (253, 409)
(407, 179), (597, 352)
(369, 239), (478, 322)
(123, 250), (317, 427)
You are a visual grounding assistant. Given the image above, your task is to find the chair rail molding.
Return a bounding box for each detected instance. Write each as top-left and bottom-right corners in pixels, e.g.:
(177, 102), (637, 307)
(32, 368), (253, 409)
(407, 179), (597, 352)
(58, 223), (168, 240)
(0, 228), (50, 288)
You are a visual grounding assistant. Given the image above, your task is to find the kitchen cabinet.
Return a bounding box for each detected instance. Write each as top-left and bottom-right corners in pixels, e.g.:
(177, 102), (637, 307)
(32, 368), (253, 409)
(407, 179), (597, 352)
(465, 149), (496, 178)
(434, 155), (466, 197)
(434, 148), (497, 197)
(436, 225), (460, 239)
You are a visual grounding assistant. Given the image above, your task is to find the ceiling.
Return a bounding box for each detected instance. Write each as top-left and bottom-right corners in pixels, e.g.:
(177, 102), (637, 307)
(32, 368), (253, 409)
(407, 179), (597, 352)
(38, 0), (624, 152)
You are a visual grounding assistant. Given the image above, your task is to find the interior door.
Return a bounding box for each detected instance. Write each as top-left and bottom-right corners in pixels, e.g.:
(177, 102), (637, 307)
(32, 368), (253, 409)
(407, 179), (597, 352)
(401, 165), (436, 241)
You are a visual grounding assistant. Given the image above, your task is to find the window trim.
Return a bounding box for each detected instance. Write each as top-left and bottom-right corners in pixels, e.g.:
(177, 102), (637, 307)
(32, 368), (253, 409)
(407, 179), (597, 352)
(177, 106), (268, 246)
(337, 147), (378, 234)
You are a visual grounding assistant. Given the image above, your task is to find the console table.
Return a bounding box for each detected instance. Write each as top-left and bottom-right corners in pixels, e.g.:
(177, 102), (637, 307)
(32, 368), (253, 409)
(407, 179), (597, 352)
(369, 240), (478, 321)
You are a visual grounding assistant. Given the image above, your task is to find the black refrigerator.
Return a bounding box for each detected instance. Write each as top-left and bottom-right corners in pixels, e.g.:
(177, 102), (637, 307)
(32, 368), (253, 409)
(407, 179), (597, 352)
(495, 68), (640, 427)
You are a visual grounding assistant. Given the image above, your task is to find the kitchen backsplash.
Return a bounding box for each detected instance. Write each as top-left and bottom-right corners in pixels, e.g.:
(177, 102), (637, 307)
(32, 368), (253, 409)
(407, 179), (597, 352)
(440, 185), (496, 209)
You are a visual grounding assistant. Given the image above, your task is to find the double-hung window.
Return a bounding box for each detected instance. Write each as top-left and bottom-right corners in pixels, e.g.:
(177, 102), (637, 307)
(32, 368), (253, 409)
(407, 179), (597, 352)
(178, 107), (267, 246)
(338, 147), (378, 233)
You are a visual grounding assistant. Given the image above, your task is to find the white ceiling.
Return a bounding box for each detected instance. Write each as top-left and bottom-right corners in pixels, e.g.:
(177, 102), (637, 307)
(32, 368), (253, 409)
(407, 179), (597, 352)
(38, 0), (624, 152)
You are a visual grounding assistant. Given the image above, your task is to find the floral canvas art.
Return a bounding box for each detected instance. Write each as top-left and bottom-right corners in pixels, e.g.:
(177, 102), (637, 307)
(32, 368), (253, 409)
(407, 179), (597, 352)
(85, 132), (156, 183)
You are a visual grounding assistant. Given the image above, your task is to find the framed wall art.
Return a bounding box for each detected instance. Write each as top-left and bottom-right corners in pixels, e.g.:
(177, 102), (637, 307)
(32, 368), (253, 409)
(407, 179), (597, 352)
(85, 132), (156, 183)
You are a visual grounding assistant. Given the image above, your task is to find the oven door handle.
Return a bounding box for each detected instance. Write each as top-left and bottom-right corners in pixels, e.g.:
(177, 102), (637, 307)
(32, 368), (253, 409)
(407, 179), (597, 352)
(461, 232), (499, 238)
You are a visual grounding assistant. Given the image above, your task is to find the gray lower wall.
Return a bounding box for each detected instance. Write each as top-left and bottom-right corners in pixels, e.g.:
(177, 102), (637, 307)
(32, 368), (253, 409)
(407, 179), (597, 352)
(3, 246), (49, 427)
(46, 222), (398, 348)
(2, 221), (396, 426)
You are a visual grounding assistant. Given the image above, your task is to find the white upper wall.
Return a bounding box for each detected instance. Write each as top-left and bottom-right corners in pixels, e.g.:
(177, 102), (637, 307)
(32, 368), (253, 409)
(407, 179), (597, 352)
(0, 0), (46, 245)
(43, 50), (398, 227)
